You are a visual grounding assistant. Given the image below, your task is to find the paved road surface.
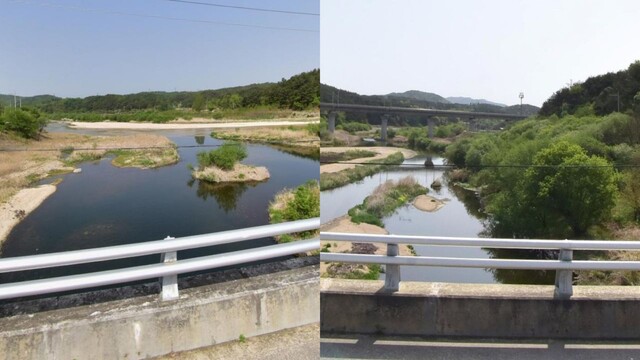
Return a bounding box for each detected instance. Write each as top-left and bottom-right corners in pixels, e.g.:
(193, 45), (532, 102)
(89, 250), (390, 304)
(321, 333), (640, 360)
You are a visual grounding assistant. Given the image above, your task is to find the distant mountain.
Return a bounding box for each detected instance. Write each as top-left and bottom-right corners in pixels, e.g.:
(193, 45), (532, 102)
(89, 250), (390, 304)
(446, 96), (506, 107)
(387, 90), (449, 104)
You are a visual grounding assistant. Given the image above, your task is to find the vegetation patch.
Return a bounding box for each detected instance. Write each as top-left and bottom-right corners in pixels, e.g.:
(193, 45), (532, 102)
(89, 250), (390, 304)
(193, 142), (269, 183)
(110, 148), (179, 169)
(320, 149), (376, 163)
(320, 151), (404, 190)
(210, 125), (319, 159)
(348, 176), (426, 227)
(268, 180), (320, 242)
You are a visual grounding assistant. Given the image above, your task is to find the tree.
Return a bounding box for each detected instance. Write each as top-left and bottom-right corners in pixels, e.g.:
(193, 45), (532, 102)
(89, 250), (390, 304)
(192, 93), (205, 111)
(0, 108), (47, 139)
(489, 142), (618, 238)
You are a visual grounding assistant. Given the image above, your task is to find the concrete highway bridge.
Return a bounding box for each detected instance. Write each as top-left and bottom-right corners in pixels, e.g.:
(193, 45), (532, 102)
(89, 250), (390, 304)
(320, 103), (528, 141)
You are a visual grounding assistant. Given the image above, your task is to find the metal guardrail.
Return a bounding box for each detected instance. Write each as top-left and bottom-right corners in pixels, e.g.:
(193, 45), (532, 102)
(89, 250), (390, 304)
(0, 218), (320, 301)
(320, 232), (640, 299)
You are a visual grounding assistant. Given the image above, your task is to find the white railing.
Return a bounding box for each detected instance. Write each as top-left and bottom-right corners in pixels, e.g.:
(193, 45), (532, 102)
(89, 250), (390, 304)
(0, 218), (320, 301)
(320, 232), (640, 299)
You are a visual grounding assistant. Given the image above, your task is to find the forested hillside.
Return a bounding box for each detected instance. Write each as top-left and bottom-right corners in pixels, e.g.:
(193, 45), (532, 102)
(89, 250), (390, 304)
(0, 69), (319, 113)
(540, 61), (640, 117)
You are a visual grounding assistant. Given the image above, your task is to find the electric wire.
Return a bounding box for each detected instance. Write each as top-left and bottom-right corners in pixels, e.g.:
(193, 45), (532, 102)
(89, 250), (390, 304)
(0, 139), (318, 153)
(160, 0), (319, 16)
(6, 0), (318, 33)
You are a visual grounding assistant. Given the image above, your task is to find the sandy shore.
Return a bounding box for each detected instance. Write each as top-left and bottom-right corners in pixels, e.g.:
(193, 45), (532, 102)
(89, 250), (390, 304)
(413, 194), (446, 212)
(320, 215), (414, 274)
(0, 185), (56, 245)
(68, 120), (318, 130)
(320, 146), (417, 174)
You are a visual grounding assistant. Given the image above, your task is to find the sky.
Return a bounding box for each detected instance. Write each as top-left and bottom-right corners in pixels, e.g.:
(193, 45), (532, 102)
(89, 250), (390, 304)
(321, 0), (640, 107)
(0, 0), (318, 98)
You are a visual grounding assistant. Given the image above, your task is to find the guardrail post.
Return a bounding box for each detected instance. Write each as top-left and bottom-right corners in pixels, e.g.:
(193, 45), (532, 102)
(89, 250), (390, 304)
(554, 244), (573, 300)
(160, 236), (179, 301)
(384, 243), (400, 292)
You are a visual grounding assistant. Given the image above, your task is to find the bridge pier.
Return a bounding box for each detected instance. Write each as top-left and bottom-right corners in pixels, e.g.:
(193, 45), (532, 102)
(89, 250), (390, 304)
(327, 111), (336, 135)
(427, 117), (435, 138)
(380, 114), (389, 142)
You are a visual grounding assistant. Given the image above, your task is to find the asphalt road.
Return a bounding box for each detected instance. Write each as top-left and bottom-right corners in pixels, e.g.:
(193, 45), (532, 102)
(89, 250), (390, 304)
(321, 333), (640, 360)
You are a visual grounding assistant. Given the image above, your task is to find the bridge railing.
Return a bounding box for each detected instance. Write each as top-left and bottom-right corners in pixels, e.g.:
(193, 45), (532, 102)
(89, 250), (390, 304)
(320, 232), (640, 299)
(0, 218), (320, 301)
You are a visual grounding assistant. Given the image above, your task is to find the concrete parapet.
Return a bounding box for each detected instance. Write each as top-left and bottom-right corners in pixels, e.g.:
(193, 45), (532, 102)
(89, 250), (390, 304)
(321, 279), (640, 339)
(0, 265), (319, 359)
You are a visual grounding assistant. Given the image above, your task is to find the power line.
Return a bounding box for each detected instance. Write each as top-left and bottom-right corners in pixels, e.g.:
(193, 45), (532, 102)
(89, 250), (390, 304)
(0, 139), (318, 152)
(8, 0), (318, 33)
(160, 0), (319, 16)
(318, 161), (640, 169)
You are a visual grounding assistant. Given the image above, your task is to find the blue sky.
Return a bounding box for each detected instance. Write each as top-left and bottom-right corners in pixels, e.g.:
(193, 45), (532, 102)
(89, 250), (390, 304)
(0, 0), (318, 97)
(321, 0), (640, 106)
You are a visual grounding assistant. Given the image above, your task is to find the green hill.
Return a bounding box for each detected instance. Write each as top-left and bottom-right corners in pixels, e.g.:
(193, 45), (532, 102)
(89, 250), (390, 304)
(540, 60), (640, 117)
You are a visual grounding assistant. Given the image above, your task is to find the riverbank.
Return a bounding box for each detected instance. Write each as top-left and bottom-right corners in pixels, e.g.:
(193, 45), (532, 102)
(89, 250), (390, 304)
(66, 119), (319, 130)
(0, 185), (56, 248)
(320, 146), (417, 174)
(319, 215), (415, 276)
(0, 131), (177, 243)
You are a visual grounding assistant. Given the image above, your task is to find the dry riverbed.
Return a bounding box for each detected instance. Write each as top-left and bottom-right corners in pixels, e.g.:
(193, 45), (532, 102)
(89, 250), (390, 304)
(320, 146), (416, 174)
(0, 131), (177, 245)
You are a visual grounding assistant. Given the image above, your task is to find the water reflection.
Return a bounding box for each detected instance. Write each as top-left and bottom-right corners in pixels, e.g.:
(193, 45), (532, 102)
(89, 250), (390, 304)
(189, 179), (254, 213)
(194, 135), (205, 145)
(486, 248), (557, 284)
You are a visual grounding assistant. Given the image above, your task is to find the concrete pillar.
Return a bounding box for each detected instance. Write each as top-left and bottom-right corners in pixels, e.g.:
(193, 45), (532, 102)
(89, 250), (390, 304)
(327, 112), (336, 134)
(554, 247), (573, 300)
(384, 243), (400, 292)
(381, 114), (389, 142)
(427, 117), (435, 138)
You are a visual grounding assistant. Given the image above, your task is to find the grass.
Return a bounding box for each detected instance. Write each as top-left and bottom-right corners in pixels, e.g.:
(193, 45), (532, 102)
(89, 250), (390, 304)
(320, 149), (376, 163)
(110, 148), (179, 168)
(197, 142), (247, 170)
(348, 176), (426, 227)
(268, 180), (320, 242)
(320, 152), (405, 190)
(325, 263), (382, 280)
(210, 125), (320, 159)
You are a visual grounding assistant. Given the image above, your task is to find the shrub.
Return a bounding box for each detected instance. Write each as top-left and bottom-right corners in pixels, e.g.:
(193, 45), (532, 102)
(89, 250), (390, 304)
(0, 108), (47, 139)
(197, 142), (247, 170)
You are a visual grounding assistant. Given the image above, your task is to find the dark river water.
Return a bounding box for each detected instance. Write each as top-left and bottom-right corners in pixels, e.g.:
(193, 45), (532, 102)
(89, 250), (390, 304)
(321, 155), (553, 285)
(0, 125), (318, 284)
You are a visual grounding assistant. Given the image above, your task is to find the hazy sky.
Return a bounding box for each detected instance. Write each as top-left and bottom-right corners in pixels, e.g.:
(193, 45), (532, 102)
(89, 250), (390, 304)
(321, 0), (640, 107)
(0, 0), (318, 98)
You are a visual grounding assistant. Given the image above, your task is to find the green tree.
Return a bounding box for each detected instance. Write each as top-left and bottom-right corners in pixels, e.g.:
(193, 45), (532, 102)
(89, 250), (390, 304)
(192, 93), (205, 111)
(490, 142), (618, 238)
(0, 108), (47, 139)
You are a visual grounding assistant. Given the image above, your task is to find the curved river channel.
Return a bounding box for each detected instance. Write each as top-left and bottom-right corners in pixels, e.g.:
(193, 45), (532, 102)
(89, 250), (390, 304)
(0, 125), (319, 284)
(321, 155), (553, 285)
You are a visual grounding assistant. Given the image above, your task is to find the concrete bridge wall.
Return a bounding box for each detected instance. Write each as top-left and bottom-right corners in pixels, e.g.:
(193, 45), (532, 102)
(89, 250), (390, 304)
(321, 279), (640, 339)
(0, 266), (319, 359)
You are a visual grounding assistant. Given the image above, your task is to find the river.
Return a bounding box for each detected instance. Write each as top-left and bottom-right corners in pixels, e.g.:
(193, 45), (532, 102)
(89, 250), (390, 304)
(321, 154), (553, 284)
(0, 125), (318, 284)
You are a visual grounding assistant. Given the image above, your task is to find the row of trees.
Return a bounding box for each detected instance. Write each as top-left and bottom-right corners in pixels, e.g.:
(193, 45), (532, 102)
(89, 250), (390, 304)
(14, 69), (319, 114)
(540, 61), (640, 117)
